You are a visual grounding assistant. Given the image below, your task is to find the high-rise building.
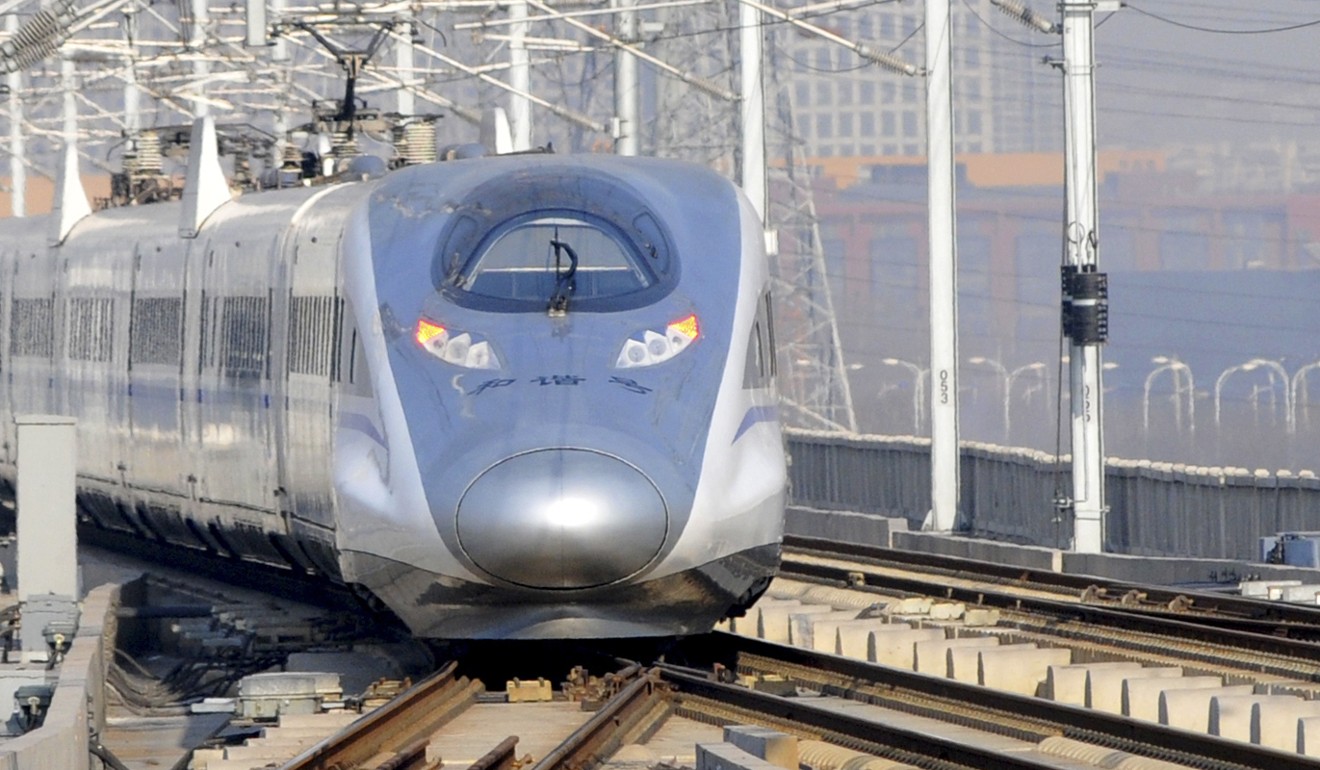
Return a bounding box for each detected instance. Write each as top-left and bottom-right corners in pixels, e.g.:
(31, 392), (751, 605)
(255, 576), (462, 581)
(779, 0), (1061, 160)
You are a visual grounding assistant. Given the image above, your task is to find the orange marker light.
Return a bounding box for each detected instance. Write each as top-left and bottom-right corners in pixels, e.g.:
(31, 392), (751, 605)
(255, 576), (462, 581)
(416, 318), (446, 346)
(670, 313), (699, 340)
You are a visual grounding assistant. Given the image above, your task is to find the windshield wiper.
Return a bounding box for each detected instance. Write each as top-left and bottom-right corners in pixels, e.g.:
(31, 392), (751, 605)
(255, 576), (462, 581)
(548, 234), (579, 317)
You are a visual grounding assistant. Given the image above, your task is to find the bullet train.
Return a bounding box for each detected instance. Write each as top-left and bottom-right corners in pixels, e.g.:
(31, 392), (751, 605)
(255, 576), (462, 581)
(0, 123), (787, 638)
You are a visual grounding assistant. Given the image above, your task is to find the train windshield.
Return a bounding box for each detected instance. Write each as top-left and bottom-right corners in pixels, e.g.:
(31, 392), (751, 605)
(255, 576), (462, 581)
(445, 213), (665, 312)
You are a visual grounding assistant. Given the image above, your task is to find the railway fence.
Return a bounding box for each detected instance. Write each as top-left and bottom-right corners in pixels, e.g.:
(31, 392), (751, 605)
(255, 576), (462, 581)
(786, 429), (1320, 562)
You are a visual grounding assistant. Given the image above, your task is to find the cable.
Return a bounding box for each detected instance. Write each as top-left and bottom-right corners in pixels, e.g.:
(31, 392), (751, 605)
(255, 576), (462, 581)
(962, 0), (1060, 49)
(1123, 3), (1320, 35)
(887, 18), (923, 54)
(779, 47), (872, 74)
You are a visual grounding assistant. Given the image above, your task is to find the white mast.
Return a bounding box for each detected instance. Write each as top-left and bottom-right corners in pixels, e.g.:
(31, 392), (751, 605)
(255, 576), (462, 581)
(925, 0), (960, 531)
(612, 0), (639, 156)
(738, 0), (765, 220)
(6, 12), (24, 217)
(508, 0), (531, 150)
(1060, 0), (1111, 553)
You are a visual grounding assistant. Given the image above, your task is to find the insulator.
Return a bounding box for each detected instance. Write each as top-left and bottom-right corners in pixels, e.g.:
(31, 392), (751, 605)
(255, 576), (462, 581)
(330, 129), (354, 159)
(120, 146), (138, 174)
(280, 143), (302, 170)
(14, 39), (57, 71)
(1061, 264), (1109, 345)
(400, 121), (436, 166)
(15, 11), (58, 49)
(991, 0), (1058, 34)
(854, 44), (919, 77)
(135, 132), (162, 174)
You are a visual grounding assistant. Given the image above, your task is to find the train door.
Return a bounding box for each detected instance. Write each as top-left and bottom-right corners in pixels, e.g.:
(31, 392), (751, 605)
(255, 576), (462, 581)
(271, 188), (350, 577)
(122, 236), (197, 544)
(59, 234), (131, 491)
(9, 243), (58, 420)
(179, 235), (209, 530)
(189, 222), (287, 564)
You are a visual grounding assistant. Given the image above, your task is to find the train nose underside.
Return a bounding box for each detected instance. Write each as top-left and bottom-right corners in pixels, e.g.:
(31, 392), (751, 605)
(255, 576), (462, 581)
(357, 429), (781, 639)
(456, 448), (669, 589)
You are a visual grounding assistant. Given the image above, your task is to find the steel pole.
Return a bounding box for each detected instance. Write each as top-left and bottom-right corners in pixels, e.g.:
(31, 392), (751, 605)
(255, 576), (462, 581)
(612, 0), (639, 155)
(191, 0), (209, 118)
(509, 0), (532, 150)
(738, 0), (765, 219)
(61, 54), (76, 143)
(6, 12), (24, 217)
(397, 14), (416, 116)
(123, 3), (139, 135)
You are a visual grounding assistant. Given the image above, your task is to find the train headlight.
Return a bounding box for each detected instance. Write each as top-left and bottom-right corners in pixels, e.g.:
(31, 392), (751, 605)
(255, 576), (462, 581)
(415, 318), (501, 370)
(615, 313), (699, 368)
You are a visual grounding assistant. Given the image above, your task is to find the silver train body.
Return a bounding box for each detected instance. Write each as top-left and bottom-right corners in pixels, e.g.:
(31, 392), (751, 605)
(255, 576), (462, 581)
(0, 153), (787, 638)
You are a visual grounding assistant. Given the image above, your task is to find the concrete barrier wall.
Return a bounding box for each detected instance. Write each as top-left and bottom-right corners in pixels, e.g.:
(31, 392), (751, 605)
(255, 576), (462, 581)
(0, 583), (118, 770)
(787, 429), (1320, 561)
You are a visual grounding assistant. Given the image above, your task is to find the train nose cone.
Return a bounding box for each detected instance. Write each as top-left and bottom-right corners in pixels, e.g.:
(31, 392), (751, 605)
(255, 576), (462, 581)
(456, 449), (668, 589)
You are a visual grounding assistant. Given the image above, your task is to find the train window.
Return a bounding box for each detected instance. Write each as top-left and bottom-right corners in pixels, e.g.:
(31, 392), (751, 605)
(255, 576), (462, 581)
(68, 297), (115, 362)
(742, 289), (778, 389)
(199, 292), (215, 373)
(219, 295), (270, 380)
(433, 167), (678, 313)
(288, 295), (342, 378)
(9, 298), (53, 358)
(129, 297), (182, 367)
(453, 214), (656, 308)
(742, 321), (767, 389)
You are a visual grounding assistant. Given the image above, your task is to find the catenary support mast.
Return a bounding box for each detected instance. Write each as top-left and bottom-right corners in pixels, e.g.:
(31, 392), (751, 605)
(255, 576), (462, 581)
(926, 0), (960, 531)
(612, 0), (639, 156)
(1060, 0), (1110, 553)
(739, 0), (765, 220)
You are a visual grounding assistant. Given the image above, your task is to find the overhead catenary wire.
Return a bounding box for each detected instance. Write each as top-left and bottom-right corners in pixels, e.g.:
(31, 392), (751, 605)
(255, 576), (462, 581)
(1122, 2), (1320, 35)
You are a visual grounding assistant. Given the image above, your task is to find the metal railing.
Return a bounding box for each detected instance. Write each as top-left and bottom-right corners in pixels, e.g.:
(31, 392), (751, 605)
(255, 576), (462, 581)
(786, 429), (1320, 560)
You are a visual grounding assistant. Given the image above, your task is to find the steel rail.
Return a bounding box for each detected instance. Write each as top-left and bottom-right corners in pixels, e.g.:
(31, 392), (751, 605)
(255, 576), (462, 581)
(467, 735), (520, 770)
(754, 634), (1284, 767)
(656, 664), (1069, 770)
(782, 536), (1320, 665)
(785, 534), (1320, 633)
(530, 669), (668, 770)
(281, 661), (483, 770)
(666, 634), (1307, 770)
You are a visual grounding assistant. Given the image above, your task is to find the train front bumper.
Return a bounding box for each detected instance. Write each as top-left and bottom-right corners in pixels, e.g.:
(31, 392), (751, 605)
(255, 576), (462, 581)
(341, 542), (780, 639)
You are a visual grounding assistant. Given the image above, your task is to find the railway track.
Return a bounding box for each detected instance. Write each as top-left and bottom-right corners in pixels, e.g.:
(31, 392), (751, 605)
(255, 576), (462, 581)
(281, 662), (484, 770)
(669, 633), (1297, 770)
(103, 536), (1320, 769)
(782, 534), (1320, 669)
(247, 644), (1314, 770)
(782, 534), (1320, 639)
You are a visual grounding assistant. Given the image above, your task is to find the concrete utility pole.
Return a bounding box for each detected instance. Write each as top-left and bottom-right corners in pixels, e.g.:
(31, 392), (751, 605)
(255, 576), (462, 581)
(738, 0), (765, 220)
(1060, 0), (1113, 553)
(925, 0), (960, 532)
(612, 0), (639, 156)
